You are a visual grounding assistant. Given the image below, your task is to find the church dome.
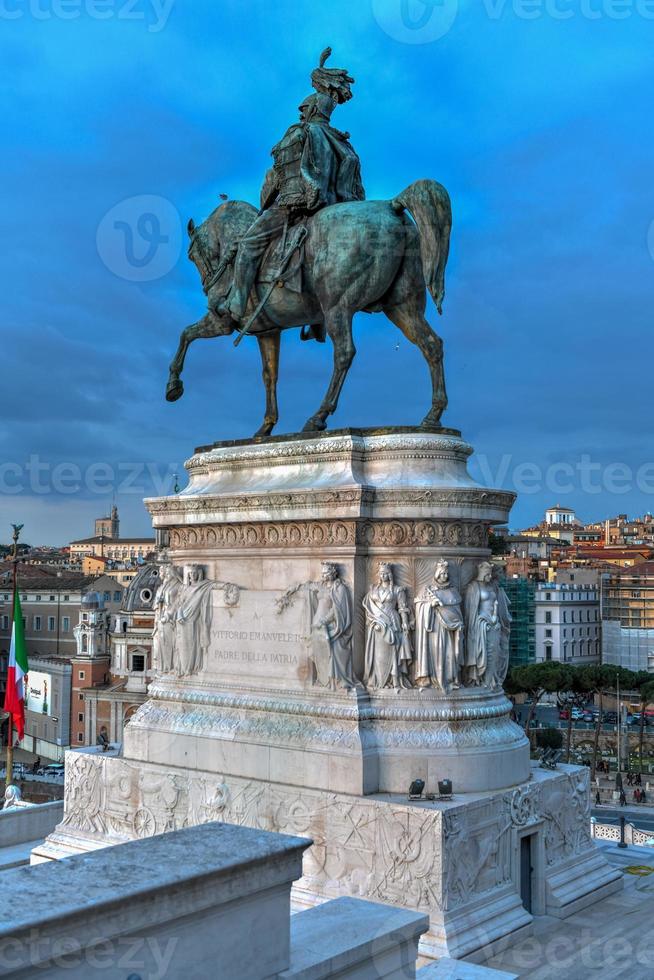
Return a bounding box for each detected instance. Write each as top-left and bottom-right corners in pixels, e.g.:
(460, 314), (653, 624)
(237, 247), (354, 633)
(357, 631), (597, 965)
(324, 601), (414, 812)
(122, 564), (160, 612)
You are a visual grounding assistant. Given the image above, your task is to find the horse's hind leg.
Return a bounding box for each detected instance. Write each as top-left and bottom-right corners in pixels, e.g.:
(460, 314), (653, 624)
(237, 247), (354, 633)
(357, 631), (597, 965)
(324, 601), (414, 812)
(302, 309), (356, 432)
(166, 312), (223, 402)
(383, 299), (448, 427)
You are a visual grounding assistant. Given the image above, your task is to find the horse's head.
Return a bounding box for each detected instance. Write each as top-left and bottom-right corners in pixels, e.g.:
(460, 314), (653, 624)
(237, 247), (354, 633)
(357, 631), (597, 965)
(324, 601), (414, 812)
(186, 200), (258, 316)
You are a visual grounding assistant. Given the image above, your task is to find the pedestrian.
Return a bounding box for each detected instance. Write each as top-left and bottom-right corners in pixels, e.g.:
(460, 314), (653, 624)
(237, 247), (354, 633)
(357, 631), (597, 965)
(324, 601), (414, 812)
(627, 772), (633, 786)
(620, 790), (627, 807)
(634, 788), (640, 803)
(642, 789), (647, 804)
(636, 773), (642, 787)
(595, 790), (601, 806)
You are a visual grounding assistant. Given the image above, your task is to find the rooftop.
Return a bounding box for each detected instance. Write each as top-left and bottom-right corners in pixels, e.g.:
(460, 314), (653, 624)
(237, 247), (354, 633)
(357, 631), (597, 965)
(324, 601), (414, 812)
(70, 536), (155, 546)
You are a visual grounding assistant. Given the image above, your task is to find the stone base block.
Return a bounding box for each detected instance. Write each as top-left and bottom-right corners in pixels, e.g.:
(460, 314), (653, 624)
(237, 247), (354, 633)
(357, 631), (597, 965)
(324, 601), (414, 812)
(38, 753), (621, 961)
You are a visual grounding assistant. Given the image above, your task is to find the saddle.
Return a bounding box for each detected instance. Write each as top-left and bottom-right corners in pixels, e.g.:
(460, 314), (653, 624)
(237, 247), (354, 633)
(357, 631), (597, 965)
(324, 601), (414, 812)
(258, 221), (307, 294)
(256, 220), (326, 343)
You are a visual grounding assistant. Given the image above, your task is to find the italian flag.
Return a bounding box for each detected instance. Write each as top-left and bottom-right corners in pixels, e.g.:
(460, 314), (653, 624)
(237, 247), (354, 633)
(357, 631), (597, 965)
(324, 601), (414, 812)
(3, 590), (28, 741)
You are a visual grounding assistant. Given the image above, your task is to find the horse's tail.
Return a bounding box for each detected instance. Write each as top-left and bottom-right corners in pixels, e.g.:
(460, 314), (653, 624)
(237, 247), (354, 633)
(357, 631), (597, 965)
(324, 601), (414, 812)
(391, 179), (452, 315)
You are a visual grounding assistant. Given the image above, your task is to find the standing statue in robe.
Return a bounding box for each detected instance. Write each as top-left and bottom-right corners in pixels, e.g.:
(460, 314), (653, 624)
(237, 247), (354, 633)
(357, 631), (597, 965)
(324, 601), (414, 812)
(153, 563), (215, 677)
(363, 562), (413, 690)
(464, 561), (512, 689)
(414, 559), (464, 693)
(309, 562), (356, 690)
(152, 563), (183, 674)
(175, 564), (215, 676)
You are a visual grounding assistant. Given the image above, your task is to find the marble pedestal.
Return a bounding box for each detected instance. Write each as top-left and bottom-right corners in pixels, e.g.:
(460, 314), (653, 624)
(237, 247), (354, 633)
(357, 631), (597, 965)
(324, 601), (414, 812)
(38, 428), (622, 958)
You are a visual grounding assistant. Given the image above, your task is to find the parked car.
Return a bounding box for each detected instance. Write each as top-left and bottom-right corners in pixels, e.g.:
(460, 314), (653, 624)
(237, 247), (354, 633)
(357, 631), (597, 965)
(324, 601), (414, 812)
(603, 711), (618, 725)
(43, 763), (65, 779)
(581, 712), (595, 723)
(571, 708), (584, 720)
(559, 708), (570, 720)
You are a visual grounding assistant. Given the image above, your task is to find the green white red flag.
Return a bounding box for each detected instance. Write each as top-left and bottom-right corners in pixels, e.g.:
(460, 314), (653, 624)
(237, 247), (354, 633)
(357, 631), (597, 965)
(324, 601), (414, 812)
(3, 590), (28, 741)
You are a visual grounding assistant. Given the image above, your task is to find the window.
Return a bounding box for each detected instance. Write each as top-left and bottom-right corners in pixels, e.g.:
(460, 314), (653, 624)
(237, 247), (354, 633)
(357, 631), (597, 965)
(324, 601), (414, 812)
(545, 611), (552, 624)
(64, 595), (69, 601)
(545, 593), (552, 601)
(62, 617), (70, 632)
(545, 629), (552, 638)
(78, 712), (84, 723)
(78, 693), (84, 701)
(34, 616), (41, 631)
(35, 595), (42, 601)
(77, 733), (83, 743)
(48, 616), (55, 631)
(131, 654), (145, 672)
(79, 670), (85, 680)
(49, 595), (55, 602)
(1, 615), (8, 630)
(545, 646), (553, 661)
(113, 591), (121, 602)
(103, 591), (110, 601)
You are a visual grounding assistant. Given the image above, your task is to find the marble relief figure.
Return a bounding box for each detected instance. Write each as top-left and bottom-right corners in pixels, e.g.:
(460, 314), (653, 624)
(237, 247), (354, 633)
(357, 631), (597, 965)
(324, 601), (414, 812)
(413, 559), (464, 693)
(362, 563), (413, 690)
(152, 563), (214, 677)
(152, 563), (183, 674)
(464, 561), (512, 689)
(309, 562), (356, 690)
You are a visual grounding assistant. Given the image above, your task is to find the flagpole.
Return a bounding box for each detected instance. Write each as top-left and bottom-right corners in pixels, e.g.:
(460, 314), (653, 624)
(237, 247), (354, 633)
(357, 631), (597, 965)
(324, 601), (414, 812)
(5, 525), (21, 790)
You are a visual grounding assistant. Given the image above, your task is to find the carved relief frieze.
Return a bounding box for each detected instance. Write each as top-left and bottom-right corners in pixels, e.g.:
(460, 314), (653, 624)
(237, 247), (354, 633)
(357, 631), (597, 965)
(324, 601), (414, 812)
(165, 518), (491, 552)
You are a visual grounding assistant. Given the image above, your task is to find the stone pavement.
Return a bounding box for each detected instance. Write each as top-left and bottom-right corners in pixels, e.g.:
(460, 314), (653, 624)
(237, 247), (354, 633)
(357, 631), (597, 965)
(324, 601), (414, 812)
(484, 847), (654, 978)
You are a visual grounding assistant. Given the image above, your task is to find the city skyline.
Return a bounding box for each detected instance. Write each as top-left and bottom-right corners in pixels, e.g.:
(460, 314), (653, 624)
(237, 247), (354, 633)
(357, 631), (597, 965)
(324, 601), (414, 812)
(2, 1), (653, 543)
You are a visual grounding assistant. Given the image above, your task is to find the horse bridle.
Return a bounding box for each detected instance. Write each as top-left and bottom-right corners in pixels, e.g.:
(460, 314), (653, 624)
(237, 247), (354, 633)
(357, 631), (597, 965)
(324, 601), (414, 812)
(188, 230), (237, 296)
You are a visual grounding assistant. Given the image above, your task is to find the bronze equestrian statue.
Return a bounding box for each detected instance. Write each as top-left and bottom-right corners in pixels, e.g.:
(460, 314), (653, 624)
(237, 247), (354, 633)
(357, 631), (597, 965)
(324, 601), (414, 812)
(166, 49), (452, 437)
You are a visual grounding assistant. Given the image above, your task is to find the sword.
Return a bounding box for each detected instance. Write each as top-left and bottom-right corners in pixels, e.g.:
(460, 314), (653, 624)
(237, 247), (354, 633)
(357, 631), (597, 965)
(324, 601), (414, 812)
(233, 226), (307, 347)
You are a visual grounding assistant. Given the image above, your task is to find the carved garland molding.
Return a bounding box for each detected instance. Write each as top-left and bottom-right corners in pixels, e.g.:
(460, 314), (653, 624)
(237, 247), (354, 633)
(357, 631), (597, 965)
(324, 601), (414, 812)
(184, 434), (474, 472)
(147, 488), (515, 518)
(142, 683), (514, 724)
(164, 518), (494, 551)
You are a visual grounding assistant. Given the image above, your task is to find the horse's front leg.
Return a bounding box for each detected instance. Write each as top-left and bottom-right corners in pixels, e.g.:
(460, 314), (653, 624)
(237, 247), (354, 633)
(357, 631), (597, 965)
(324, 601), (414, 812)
(254, 331), (281, 436)
(166, 312), (223, 402)
(302, 310), (355, 432)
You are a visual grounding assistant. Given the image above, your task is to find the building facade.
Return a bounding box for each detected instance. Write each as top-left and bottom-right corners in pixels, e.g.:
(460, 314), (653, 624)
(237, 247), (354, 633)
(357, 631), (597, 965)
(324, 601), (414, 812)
(601, 560), (654, 673)
(82, 564), (158, 745)
(534, 582), (600, 665)
(502, 577), (536, 668)
(0, 570), (123, 756)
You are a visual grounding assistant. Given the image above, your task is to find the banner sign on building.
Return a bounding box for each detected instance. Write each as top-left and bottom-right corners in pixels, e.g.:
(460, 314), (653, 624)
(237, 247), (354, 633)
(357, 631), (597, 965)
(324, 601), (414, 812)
(25, 670), (52, 715)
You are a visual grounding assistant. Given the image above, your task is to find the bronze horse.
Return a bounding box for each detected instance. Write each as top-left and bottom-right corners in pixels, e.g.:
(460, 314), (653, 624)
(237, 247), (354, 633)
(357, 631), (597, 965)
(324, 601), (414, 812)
(166, 178), (452, 436)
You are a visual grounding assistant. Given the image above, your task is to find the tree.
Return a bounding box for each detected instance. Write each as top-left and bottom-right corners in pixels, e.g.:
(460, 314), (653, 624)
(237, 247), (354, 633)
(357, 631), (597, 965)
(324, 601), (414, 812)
(557, 666), (591, 763)
(536, 727), (563, 751)
(578, 664), (639, 778)
(508, 662), (572, 738)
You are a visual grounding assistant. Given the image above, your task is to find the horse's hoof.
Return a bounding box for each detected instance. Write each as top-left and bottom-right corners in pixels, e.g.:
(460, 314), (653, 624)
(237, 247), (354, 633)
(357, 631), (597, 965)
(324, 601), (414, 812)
(420, 411), (443, 430)
(302, 417), (327, 433)
(166, 379), (184, 402)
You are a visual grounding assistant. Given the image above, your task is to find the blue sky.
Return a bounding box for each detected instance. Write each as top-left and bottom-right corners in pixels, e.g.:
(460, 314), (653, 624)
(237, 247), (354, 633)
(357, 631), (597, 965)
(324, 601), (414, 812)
(1, 0), (653, 544)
